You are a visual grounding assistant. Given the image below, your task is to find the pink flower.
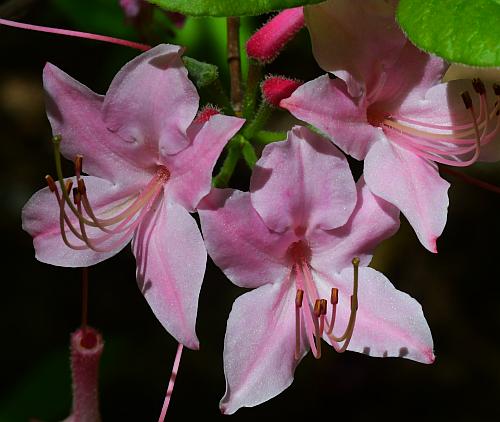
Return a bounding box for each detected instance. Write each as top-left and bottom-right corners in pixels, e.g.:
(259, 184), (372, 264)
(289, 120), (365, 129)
(281, 0), (500, 252)
(199, 126), (434, 414)
(21, 44), (244, 349)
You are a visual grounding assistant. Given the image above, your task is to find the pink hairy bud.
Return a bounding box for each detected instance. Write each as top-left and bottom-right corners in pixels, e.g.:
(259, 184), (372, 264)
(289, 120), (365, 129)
(261, 76), (303, 107)
(194, 105), (221, 123)
(246, 7), (305, 63)
(68, 327), (104, 422)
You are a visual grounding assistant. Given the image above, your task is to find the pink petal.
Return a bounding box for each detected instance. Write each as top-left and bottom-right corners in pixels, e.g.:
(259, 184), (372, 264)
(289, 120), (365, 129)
(132, 198), (206, 350)
(22, 176), (137, 267)
(103, 44), (199, 156)
(250, 126), (357, 234)
(316, 267), (434, 364)
(305, 0), (405, 97)
(374, 42), (449, 109)
(281, 76), (384, 160)
(43, 63), (150, 190)
(364, 140), (450, 252)
(310, 176), (400, 273)
(198, 189), (294, 289)
(164, 114), (244, 211)
(220, 281), (306, 414)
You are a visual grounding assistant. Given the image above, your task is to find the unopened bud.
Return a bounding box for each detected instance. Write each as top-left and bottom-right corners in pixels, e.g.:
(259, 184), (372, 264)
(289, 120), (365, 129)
(261, 76), (302, 107)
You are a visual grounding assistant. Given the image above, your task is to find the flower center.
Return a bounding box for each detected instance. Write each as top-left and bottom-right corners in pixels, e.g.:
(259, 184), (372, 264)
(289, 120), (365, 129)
(372, 80), (500, 167)
(46, 135), (170, 253)
(287, 241), (360, 360)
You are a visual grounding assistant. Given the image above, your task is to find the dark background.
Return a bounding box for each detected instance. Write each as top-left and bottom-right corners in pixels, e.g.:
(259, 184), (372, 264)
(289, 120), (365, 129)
(1, 1), (500, 421)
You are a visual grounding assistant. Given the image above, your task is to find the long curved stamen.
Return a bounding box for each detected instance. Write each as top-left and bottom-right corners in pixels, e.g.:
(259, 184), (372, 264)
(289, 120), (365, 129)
(325, 257), (359, 353)
(0, 18), (151, 51)
(377, 81), (500, 166)
(48, 136), (169, 253)
(295, 289), (304, 360)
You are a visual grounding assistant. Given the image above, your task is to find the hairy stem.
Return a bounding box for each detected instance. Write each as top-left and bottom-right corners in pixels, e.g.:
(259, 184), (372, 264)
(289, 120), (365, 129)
(227, 17), (243, 116)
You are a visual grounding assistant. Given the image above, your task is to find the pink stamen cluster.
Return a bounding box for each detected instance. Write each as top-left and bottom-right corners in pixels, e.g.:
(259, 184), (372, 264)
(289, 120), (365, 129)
(46, 144), (170, 254)
(371, 80), (500, 167)
(288, 241), (359, 360)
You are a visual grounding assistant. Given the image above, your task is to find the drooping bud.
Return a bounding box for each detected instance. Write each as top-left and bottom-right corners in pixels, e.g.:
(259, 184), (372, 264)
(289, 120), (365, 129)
(246, 7), (305, 63)
(182, 56), (219, 89)
(194, 105), (221, 124)
(261, 76), (303, 107)
(68, 327), (104, 422)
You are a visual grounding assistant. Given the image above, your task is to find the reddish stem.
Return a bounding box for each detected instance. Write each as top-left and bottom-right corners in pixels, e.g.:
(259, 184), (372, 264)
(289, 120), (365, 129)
(441, 166), (500, 194)
(158, 343), (184, 422)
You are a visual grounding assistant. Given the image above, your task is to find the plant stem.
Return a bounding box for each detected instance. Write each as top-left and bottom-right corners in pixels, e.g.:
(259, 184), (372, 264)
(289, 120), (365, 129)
(227, 17), (243, 116)
(242, 61), (263, 119)
(243, 101), (272, 140)
(253, 130), (287, 145)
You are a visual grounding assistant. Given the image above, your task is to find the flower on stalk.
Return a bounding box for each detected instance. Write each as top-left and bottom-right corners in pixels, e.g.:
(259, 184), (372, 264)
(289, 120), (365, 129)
(21, 44), (244, 349)
(199, 126), (434, 414)
(281, 0), (500, 252)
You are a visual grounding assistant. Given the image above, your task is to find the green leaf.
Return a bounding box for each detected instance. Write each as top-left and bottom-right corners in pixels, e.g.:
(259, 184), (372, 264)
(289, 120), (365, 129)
(149, 0), (325, 17)
(397, 0), (500, 67)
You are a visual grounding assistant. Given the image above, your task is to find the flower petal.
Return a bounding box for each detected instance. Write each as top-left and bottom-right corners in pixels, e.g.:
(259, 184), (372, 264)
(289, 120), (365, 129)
(22, 176), (137, 267)
(310, 176), (400, 273)
(132, 198), (206, 349)
(198, 189), (293, 289)
(316, 267), (434, 364)
(250, 126), (357, 234)
(103, 44), (199, 156)
(220, 281), (306, 414)
(164, 114), (245, 211)
(43, 63), (150, 189)
(364, 140), (450, 252)
(281, 75), (384, 160)
(305, 0), (405, 97)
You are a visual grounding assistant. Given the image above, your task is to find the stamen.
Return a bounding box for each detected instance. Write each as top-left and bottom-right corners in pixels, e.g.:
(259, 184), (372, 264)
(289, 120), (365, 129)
(493, 83), (500, 96)
(472, 78), (486, 95)
(74, 154), (83, 179)
(325, 257), (360, 353)
(326, 287), (338, 335)
(45, 174), (57, 192)
(461, 91), (473, 109)
(295, 289), (304, 360)
(313, 299), (322, 359)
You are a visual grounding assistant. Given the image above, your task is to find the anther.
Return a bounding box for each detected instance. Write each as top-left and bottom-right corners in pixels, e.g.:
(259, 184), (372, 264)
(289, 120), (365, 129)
(73, 187), (81, 205)
(295, 289), (304, 307)
(313, 299), (322, 317)
(494, 83), (500, 96)
(74, 154), (83, 176)
(320, 299), (327, 316)
(52, 134), (62, 144)
(461, 91), (473, 109)
(45, 175), (57, 192)
(330, 287), (339, 304)
(77, 178), (86, 195)
(65, 179), (73, 194)
(472, 78), (486, 95)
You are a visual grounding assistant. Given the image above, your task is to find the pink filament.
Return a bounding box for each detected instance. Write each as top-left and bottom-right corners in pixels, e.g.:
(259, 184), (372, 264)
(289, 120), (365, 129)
(158, 343), (184, 422)
(0, 18), (151, 51)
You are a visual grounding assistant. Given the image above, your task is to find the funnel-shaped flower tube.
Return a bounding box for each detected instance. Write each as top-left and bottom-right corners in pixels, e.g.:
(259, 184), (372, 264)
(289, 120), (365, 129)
(199, 126), (434, 414)
(282, 0), (500, 252)
(22, 45), (244, 349)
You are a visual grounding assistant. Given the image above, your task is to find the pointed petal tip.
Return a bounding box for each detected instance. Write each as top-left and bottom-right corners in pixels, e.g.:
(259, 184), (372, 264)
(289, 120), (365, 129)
(426, 350), (436, 364)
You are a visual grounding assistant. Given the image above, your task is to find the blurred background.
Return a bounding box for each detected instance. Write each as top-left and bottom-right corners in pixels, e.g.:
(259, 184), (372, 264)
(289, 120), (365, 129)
(1, 0), (499, 421)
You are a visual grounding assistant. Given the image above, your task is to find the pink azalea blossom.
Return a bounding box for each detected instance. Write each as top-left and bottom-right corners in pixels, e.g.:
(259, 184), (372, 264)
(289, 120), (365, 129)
(199, 126), (434, 414)
(281, 0), (500, 252)
(21, 44), (244, 349)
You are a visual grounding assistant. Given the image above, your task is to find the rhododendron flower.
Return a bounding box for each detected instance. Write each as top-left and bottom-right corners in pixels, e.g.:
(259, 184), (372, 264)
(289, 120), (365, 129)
(22, 44), (244, 349)
(282, 0), (500, 252)
(199, 126), (434, 414)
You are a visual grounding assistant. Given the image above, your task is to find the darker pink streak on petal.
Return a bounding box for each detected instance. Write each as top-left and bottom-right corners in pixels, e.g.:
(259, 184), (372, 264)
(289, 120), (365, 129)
(43, 63), (150, 190)
(22, 176), (137, 267)
(305, 0), (405, 97)
(164, 114), (244, 211)
(198, 189), (293, 289)
(364, 140), (450, 252)
(310, 176), (400, 273)
(250, 126), (357, 234)
(281, 76), (383, 160)
(103, 44), (199, 156)
(375, 42), (449, 111)
(220, 281), (307, 414)
(316, 267), (434, 364)
(133, 198), (206, 349)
